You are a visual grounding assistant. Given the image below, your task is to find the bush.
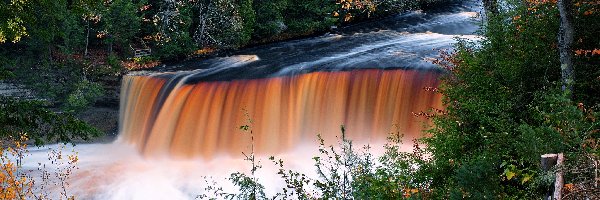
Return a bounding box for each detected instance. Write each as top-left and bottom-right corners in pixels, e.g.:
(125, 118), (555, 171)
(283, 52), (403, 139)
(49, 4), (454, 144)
(0, 133), (79, 199)
(421, 1), (600, 198)
(252, 0), (288, 39)
(155, 32), (195, 61)
(209, 125), (432, 199)
(104, 0), (141, 53)
(238, 0), (256, 45)
(65, 79), (104, 113)
(0, 97), (101, 145)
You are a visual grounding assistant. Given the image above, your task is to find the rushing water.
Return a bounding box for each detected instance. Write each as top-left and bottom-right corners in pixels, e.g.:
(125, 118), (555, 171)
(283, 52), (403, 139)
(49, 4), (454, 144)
(119, 69), (441, 158)
(20, 1), (482, 199)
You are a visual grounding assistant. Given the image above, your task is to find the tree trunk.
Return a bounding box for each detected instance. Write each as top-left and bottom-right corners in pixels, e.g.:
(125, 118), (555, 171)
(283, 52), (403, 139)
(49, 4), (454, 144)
(558, 0), (575, 95)
(48, 45), (53, 62)
(108, 39), (113, 55)
(197, 3), (207, 46)
(199, 15), (206, 46)
(85, 20), (90, 57)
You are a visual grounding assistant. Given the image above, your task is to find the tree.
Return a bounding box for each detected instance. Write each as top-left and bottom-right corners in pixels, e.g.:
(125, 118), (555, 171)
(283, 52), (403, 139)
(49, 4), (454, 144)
(284, 0), (337, 34)
(0, 0), (30, 43)
(61, 11), (86, 55)
(252, 0), (287, 38)
(0, 97), (101, 144)
(70, 0), (104, 56)
(420, 0), (600, 198)
(557, 0), (575, 95)
(150, 0), (195, 60)
(483, 0), (499, 15)
(104, 0), (141, 54)
(201, 0), (248, 49)
(238, 0), (255, 45)
(25, 0), (69, 60)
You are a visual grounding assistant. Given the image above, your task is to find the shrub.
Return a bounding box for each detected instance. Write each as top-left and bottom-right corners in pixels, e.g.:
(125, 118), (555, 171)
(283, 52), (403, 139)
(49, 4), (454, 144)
(421, 0), (600, 198)
(0, 97), (101, 145)
(65, 79), (104, 113)
(0, 133), (79, 199)
(252, 0), (288, 39)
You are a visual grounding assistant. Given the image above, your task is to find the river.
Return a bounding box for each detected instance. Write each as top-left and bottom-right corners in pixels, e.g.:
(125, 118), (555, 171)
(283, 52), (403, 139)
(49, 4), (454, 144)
(20, 1), (482, 199)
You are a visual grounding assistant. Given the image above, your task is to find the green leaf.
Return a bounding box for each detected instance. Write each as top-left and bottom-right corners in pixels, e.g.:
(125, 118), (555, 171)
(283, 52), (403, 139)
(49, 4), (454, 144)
(521, 173), (533, 184)
(505, 170), (516, 180)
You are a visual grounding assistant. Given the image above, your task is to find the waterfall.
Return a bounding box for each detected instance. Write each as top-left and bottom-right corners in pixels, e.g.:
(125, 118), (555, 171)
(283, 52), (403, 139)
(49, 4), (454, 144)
(118, 69), (442, 158)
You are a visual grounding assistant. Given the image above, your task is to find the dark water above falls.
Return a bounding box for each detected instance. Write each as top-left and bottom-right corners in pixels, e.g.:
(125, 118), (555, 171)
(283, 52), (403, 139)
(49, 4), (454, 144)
(22, 1), (483, 199)
(153, 0), (481, 81)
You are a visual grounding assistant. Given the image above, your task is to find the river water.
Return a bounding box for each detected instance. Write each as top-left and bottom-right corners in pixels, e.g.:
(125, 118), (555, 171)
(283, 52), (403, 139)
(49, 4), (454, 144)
(19, 1), (482, 199)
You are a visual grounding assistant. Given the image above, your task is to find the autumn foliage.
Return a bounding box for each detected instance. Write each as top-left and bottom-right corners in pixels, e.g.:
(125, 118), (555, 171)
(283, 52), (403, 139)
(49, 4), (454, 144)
(0, 133), (79, 200)
(0, 134), (34, 199)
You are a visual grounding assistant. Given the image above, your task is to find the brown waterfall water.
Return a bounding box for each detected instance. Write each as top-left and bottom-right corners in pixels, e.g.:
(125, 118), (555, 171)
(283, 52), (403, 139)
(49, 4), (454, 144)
(118, 69), (442, 158)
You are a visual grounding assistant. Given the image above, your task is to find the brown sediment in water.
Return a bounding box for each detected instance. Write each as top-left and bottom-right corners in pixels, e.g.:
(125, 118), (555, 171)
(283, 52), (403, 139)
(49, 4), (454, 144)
(118, 69), (442, 158)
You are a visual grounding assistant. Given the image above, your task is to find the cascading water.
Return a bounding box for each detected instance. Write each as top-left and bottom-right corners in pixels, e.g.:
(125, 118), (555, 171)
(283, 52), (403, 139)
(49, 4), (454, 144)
(118, 69), (442, 158)
(18, 1), (483, 199)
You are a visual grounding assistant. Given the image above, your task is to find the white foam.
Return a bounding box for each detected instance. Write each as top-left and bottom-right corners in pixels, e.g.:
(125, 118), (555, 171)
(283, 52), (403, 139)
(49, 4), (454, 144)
(18, 139), (410, 200)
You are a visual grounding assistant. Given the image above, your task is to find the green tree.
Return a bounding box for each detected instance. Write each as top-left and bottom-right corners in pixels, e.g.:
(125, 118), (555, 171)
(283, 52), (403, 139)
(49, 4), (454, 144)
(284, 0), (337, 34)
(252, 0), (287, 38)
(149, 0), (195, 60)
(104, 0), (141, 54)
(483, 0), (499, 15)
(0, 0), (30, 43)
(61, 12), (86, 54)
(70, 0), (104, 56)
(198, 0), (249, 49)
(421, 0), (600, 198)
(22, 0), (69, 59)
(0, 97), (101, 145)
(238, 0), (255, 45)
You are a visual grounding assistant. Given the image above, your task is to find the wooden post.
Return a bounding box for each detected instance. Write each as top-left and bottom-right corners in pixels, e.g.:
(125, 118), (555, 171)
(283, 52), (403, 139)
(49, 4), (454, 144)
(595, 159), (598, 188)
(590, 157), (600, 188)
(554, 153), (564, 200)
(541, 154), (558, 171)
(542, 154), (557, 200)
(541, 153), (565, 200)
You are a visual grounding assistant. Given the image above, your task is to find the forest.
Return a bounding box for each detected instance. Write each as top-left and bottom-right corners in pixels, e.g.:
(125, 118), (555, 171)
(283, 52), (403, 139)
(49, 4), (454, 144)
(0, 0), (599, 199)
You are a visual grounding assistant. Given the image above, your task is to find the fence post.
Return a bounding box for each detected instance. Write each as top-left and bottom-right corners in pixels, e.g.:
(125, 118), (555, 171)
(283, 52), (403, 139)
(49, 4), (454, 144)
(553, 153), (564, 200)
(541, 153), (564, 200)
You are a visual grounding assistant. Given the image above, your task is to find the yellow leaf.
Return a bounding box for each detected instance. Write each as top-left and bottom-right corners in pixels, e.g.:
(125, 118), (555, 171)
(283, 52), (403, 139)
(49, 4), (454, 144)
(521, 174), (532, 184)
(505, 171), (516, 180)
